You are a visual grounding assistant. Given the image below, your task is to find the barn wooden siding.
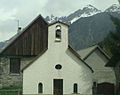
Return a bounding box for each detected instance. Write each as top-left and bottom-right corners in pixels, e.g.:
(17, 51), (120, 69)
(0, 15), (48, 57)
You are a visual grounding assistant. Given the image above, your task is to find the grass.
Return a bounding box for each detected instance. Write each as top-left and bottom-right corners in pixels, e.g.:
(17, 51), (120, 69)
(0, 86), (22, 95)
(0, 90), (20, 95)
(0, 86), (22, 90)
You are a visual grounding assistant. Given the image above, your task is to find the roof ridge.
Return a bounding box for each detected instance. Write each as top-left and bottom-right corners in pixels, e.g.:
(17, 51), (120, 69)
(0, 14), (48, 55)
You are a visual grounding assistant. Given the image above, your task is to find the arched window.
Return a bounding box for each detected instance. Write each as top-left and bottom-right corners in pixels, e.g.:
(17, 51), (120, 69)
(38, 83), (43, 93)
(73, 83), (78, 93)
(92, 82), (97, 94)
(55, 25), (61, 41)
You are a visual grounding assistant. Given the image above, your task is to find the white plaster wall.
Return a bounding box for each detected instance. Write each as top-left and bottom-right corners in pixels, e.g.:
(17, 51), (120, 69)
(85, 49), (116, 84)
(23, 22), (93, 95)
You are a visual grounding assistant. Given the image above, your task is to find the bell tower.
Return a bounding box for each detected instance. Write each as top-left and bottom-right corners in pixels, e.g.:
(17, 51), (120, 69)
(48, 21), (69, 51)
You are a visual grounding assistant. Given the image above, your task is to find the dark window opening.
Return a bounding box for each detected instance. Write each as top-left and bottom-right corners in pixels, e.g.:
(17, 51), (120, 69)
(10, 58), (20, 74)
(38, 83), (43, 93)
(119, 66), (120, 73)
(119, 83), (120, 93)
(93, 82), (97, 87)
(56, 30), (61, 39)
(92, 82), (97, 94)
(55, 25), (61, 41)
(73, 83), (78, 93)
(55, 64), (62, 70)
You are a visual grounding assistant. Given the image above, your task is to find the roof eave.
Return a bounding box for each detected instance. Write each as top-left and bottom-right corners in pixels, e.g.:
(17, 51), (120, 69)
(21, 48), (48, 72)
(49, 21), (70, 27)
(68, 45), (94, 73)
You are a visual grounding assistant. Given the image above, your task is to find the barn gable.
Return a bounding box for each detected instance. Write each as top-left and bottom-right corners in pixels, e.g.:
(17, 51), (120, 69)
(0, 15), (48, 57)
(77, 45), (110, 60)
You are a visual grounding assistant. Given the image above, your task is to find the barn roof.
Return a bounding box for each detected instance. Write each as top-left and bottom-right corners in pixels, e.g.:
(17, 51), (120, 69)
(77, 45), (110, 60)
(0, 14), (48, 57)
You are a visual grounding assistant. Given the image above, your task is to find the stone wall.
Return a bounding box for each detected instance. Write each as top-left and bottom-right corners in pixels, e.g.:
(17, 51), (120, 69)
(0, 57), (34, 88)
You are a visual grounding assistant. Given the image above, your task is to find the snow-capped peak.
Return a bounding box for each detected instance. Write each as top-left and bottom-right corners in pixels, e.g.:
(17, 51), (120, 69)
(83, 5), (97, 10)
(82, 4), (101, 13)
(70, 5), (101, 23)
(45, 15), (59, 23)
(105, 4), (120, 12)
(45, 4), (102, 24)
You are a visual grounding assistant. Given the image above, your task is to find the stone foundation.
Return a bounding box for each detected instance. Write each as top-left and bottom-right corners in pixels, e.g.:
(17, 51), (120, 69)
(0, 57), (34, 88)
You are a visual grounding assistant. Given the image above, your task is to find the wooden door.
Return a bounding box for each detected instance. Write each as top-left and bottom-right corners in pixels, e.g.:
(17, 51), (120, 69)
(53, 79), (63, 95)
(97, 82), (114, 95)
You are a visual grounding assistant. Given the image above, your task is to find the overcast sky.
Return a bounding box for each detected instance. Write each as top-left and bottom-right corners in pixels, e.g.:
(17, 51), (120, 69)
(0, 0), (119, 42)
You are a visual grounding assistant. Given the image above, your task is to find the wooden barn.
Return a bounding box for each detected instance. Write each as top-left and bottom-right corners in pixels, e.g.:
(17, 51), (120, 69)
(0, 15), (48, 88)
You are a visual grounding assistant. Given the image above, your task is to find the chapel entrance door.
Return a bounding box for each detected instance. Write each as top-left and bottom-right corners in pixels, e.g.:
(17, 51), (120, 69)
(53, 79), (63, 95)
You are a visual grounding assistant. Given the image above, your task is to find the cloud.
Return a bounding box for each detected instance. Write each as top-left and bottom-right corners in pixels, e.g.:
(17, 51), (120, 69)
(0, 19), (17, 41)
(0, 0), (119, 41)
(0, 0), (47, 41)
(0, 8), (17, 21)
(43, 0), (119, 16)
(0, 31), (16, 42)
(43, 0), (94, 16)
(92, 0), (119, 10)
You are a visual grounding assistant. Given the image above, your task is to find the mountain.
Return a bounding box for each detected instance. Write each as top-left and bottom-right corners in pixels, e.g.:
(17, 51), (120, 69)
(68, 5), (101, 23)
(0, 42), (5, 50)
(45, 15), (59, 23)
(46, 5), (101, 24)
(69, 12), (120, 50)
(69, 4), (120, 50)
(0, 41), (10, 52)
(0, 4), (120, 51)
(105, 4), (120, 12)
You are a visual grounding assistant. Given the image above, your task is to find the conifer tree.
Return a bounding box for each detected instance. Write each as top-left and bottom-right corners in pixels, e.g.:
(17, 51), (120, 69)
(100, 16), (120, 58)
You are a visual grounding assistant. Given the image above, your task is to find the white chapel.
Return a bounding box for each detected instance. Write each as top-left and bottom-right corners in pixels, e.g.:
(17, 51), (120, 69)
(22, 21), (93, 95)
